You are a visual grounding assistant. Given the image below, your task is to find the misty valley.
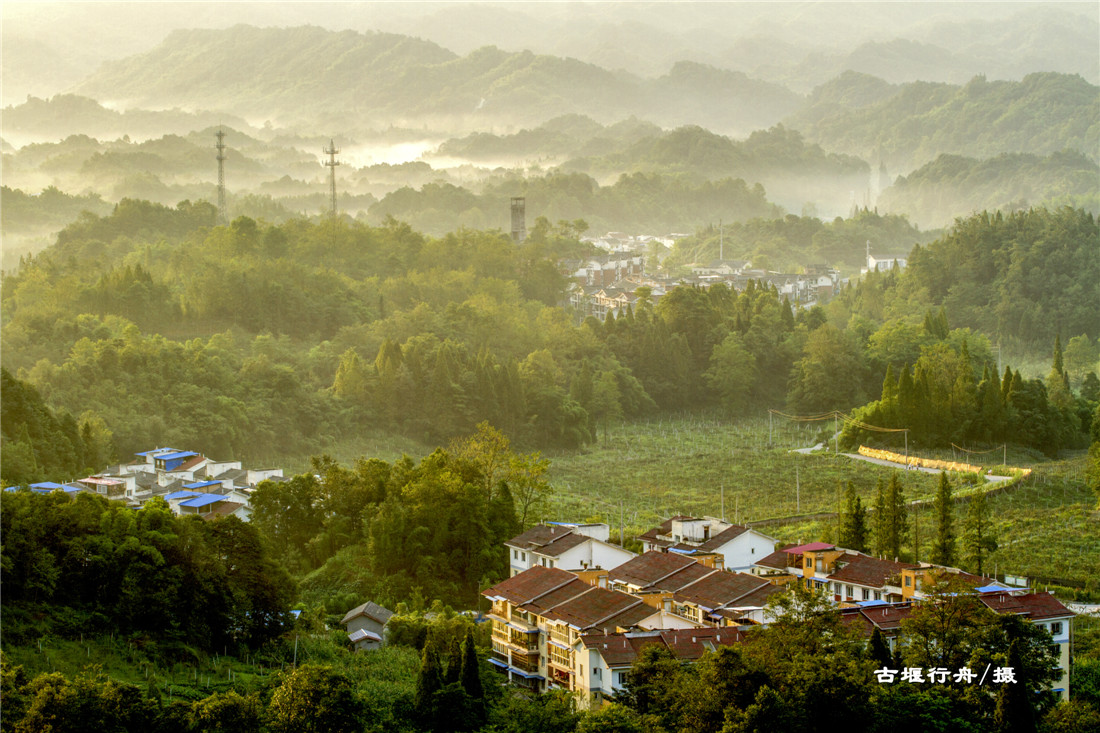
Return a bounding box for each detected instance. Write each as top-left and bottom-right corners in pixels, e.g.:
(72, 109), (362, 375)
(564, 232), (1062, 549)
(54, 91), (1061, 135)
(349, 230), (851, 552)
(1, 3), (1099, 733)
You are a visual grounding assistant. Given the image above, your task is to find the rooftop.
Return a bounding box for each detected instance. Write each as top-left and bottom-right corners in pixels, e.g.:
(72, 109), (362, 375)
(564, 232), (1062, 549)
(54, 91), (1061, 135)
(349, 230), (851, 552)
(828, 554), (918, 588)
(607, 551), (710, 591)
(341, 601), (395, 627)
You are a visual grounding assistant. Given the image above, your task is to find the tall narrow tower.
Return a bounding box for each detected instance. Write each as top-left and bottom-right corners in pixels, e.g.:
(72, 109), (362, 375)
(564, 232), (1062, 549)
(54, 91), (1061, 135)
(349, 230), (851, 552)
(510, 197), (526, 242)
(215, 129), (227, 224)
(324, 139), (341, 221)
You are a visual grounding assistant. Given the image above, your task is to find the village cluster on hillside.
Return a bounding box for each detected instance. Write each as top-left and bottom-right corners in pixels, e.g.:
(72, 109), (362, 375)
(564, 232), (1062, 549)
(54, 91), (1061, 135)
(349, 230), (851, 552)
(338, 515), (1074, 710)
(563, 239), (908, 320)
(5, 445), (280, 521)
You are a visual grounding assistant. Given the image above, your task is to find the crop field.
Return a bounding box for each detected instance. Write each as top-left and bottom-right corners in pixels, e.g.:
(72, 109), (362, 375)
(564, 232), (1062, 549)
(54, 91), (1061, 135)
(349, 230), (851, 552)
(545, 416), (1098, 590)
(984, 457), (1099, 588)
(545, 415), (943, 530)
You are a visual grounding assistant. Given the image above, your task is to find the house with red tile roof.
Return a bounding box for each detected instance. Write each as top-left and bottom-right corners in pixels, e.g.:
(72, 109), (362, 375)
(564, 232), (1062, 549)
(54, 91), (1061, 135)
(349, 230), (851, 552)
(638, 516), (778, 572)
(506, 522), (635, 577)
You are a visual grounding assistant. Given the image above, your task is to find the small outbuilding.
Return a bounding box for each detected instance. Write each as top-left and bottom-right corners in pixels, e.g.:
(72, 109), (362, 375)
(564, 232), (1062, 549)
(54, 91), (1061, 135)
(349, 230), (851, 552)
(341, 601), (394, 651)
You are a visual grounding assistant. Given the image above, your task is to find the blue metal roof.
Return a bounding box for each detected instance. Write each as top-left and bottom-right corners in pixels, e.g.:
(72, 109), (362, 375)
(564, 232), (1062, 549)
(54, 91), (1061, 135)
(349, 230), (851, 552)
(30, 482), (66, 490)
(157, 451), (198, 462)
(179, 493), (224, 508)
(976, 584), (1012, 593)
(164, 490), (201, 501)
(856, 600), (889, 607)
(183, 480), (221, 489)
(135, 447), (179, 457)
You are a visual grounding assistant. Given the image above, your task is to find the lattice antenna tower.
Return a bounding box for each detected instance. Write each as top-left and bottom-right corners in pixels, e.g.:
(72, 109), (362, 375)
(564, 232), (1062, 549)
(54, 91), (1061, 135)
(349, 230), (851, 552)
(324, 139), (341, 221)
(215, 129), (227, 224)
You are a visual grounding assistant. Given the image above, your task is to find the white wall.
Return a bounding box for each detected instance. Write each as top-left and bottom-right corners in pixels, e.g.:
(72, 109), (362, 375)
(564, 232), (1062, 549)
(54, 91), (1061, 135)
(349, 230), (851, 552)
(719, 530), (777, 572)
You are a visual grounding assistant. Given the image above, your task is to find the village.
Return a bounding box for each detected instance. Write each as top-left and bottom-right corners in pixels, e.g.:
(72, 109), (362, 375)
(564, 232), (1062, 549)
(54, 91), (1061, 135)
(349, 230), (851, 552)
(562, 231), (908, 321)
(5, 445), (282, 521)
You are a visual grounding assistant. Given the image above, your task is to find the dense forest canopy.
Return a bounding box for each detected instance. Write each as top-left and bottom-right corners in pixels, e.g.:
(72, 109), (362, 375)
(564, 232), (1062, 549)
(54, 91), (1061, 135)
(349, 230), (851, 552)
(1, 199), (1095, 476)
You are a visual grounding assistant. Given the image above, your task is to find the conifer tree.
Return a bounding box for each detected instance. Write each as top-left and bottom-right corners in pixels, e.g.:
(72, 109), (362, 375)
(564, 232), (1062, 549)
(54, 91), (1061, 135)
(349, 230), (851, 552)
(838, 481), (868, 552)
(884, 473), (908, 560)
(459, 629), (485, 725)
(930, 472), (955, 566)
(962, 492), (997, 577)
(872, 479), (888, 557)
(415, 644), (443, 727)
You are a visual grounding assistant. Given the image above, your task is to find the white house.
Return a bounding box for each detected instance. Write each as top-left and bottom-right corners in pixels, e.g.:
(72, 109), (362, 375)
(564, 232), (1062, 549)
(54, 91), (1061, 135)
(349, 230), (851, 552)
(638, 516), (777, 573)
(506, 523), (636, 577)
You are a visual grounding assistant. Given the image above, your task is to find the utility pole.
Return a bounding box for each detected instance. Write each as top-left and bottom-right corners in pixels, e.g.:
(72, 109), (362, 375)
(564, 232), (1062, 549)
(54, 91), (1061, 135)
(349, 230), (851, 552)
(324, 139), (341, 221)
(215, 129), (227, 225)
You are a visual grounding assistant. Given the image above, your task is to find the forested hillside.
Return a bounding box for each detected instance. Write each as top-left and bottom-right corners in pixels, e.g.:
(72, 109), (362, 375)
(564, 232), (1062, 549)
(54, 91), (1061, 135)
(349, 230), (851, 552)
(878, 151), (1100, 228)
(786, 72), (1100, 172)
(1, 200), (1094, 471)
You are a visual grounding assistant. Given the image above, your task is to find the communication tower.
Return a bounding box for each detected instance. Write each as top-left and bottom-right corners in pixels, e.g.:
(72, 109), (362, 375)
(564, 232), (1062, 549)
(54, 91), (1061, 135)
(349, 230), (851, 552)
(324, 139), (341, 220)
(510, 197), (526, 242)
(215, 129), (227, 224)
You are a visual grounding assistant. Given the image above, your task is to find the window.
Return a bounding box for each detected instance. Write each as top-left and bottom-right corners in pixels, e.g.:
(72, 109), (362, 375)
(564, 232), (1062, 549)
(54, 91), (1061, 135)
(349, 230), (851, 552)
(513, 549), (518, 559)
(846, 585), (854, 598)
(862, 588), (870, 600)
(904, 576), (911, 587)
(1051, 622), (1064, 635)
(833, 582), (841, 594)
(805, 557), (812, 568)
(874, 591), (882, 601)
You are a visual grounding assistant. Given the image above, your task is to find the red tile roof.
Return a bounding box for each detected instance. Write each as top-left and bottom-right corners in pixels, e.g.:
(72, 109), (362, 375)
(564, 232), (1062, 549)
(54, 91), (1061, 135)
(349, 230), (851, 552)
(860, 604), (914, 631)
(980, 592), (1074, 620)
(176, 455), (207, 472)
(607, 551), (709, 590)
(200, 501), (244, 520)
(579, 628), (748, 667)
(754, 547), (793, 570)
(506, 524), (578, 549)
(698, 524), (750, 551)
(673, 571), (771, 610)
(534, 532), (589, 557)
(637, 517), (757, 552)
(541, 586), (650, 631)
(483, 566), (579, 605)
(828, 554), (918, 588)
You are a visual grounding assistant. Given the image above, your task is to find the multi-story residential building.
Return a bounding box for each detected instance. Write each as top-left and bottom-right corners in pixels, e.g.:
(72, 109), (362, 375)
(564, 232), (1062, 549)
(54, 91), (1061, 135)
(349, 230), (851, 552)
(639, 516), (778, 572)
(506, 523), (636, 577)
(483, 566), (674, 692)
(572, 627), (749, 708)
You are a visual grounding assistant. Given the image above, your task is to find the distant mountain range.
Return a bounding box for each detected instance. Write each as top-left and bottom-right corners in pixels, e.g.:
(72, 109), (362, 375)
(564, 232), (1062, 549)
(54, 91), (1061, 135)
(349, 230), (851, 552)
(69, 25), (800, 136)
(57, 25), (1096, 170)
